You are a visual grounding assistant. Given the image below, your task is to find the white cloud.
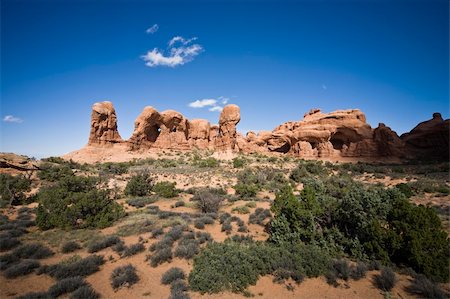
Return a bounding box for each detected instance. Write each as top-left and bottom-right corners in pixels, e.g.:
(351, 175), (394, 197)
(3, 115), (23, 123)
(209, 106), (223, 112)
(142, 35), (203, 67)
(189, 99), (217, 108)
(146, 24), (159, 34)
(218, 96), (229, 104)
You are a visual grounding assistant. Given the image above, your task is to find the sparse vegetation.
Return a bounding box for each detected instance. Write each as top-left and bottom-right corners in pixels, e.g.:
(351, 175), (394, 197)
(38, 255), (105, 279)
(373, 267), (396, 292)
(3, 259), (40, 278)
(61, 241), (82, 253)
(192, 188), (224, 213)
(87, 235), (122, 253)
(405, 274), (447, 299)
(111, 264), (139, 289)
(161, 267), (186, 285)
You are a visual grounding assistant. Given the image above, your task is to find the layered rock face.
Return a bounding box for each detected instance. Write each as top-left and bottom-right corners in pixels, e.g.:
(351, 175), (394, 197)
(88, 101), (122, 145)
(84, 101), (448, 161)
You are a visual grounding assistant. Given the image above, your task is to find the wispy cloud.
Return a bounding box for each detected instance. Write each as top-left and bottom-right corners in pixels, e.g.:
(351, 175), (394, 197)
(3, 115), (23, 123)
(188, 99), (217, 108)
(188, 96), (234, 112)
(142, 35), (203, 67)
(146, 24), (159, 34)
(209, 106), (223, 112)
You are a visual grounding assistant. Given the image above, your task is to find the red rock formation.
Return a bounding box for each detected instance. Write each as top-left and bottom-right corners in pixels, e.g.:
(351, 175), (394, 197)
(401, 113), (450, 160)
(88, 101), (122, 145)
(80, 101), (448, 162)
(215, 104), (241, 151)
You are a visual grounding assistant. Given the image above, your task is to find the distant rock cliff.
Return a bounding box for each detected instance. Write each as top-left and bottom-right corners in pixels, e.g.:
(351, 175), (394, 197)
(68, 101), (448, 163)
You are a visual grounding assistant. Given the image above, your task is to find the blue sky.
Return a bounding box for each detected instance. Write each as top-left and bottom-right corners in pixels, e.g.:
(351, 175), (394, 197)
(1, 0), (448, 158)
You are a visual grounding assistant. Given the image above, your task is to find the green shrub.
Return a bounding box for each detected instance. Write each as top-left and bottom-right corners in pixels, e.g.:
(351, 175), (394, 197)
(99, 162), (129, 175)
(0, 174), (31, 205)
(189, 241), (330, 294)
(124, 173), (153, 197)
(38, 163), (73, 182)
(189, 242), (262, 293)
(36, 176), (124, 230)
(233, 183), (258, 198)
(395, 183), (413, 198)
(153, 181), (179, 198)
(332, 259), (350, 281)
(231, 205), (250, 214)
(61, 241), (82, 254)
(161, 267), (186, 285)
(232, 158), (246, 168)
(110, 264), (139, 289)
(195, 157), (219, 168)
(170, 279), (189, 298)
(248, 208), (271, 226)
(373, 267), (396, 291)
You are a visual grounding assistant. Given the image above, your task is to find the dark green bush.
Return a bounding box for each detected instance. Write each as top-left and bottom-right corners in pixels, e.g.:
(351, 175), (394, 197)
(38, 163), (73, 182)
(124, 173), (153, 197)
(111, 264), (139, 289)
(152, 181), (179, 198)
(61, 241), (82, 253)
(395, 183), (413, 198)
(99, 162), (129, 175)
(332, 259), (350, 281)
(161, 267), (186, 285)
(248, 208), (271, 226)
(233, 183), (258, 198)
(189, 241), (330, 294)
(373, 267), (396, 292)
(87, 235), (122, 253)
(36, 176), (124, 230)
(0, 174), (31, 205)
(3, 259), (40, 278)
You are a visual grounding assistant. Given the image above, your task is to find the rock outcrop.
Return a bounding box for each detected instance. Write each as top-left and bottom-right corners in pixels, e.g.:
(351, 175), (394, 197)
(215, 104), (241, 151)
(78, 101), (449, 162)
(88, 101), (122, 145)
(400, 113), (450, 160)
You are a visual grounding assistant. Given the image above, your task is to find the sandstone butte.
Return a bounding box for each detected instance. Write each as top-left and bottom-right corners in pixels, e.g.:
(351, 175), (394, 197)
(64, 101), (449, 163)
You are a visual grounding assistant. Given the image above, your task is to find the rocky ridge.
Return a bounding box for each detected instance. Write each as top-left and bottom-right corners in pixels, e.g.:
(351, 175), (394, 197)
(69, 101), (449, 162)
